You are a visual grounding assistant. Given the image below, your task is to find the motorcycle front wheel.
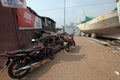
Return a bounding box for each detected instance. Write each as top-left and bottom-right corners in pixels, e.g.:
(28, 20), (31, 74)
(65, 44), (70, 52)
(8, 60), (30, 79)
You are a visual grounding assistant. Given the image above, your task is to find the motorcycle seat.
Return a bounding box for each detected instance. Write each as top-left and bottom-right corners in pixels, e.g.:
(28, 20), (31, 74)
(7, 49), (34, 55)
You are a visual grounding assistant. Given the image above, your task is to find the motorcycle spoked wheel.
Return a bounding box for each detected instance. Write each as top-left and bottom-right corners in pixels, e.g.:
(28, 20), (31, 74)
(47, 48), (55, 60)
(8, 60), (30, 79)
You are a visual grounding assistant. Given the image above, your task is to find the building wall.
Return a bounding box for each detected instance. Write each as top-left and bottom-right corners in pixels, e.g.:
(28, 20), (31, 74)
(17, 29), (40, 49)
(41, 17), (56, 32)
(0, 2), (35, 53)
(0, 2), (56, 53)
(0, 2), (19, 53)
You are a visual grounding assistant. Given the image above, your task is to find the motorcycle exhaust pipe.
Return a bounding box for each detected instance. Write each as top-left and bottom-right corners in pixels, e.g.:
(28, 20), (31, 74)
(14, 62), (39, 73)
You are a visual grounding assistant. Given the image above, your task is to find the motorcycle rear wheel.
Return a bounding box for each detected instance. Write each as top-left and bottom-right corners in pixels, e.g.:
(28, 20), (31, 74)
(0, 57), (5, 69)
(8, 61), (30, 79)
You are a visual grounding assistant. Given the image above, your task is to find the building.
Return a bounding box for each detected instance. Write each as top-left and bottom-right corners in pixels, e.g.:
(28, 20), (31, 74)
(0, 2), (56, 53)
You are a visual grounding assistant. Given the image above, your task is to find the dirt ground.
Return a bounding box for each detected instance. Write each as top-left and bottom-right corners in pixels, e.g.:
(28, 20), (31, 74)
(0, 36), (120, 80)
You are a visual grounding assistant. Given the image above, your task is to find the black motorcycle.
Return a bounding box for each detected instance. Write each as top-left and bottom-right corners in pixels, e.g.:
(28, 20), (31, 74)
(0, 38), (55, 79)
(64, 34), (75, 52)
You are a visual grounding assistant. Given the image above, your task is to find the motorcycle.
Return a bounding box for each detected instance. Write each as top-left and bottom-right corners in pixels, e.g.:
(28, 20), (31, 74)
(0, 39), (55, 79)
(64, 33), (75, 52)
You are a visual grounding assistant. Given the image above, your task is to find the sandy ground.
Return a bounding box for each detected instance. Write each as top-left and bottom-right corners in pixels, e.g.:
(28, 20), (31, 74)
(0, 36), (120, 80)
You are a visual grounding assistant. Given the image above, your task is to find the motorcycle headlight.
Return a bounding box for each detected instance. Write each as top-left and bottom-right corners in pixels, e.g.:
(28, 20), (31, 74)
(32, 39), (36, 42)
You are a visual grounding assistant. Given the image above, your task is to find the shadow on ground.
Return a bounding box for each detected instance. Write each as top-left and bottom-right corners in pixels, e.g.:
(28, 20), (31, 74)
(69, 45), (81, 54)
(20, 46), (84, 80)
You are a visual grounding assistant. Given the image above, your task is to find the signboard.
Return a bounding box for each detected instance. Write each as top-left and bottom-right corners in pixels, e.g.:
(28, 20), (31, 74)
(34, 17), (42, 29)
(117, 0), (120, 23)
(17, 9), (42, 30)
(1, 0), (27, 8)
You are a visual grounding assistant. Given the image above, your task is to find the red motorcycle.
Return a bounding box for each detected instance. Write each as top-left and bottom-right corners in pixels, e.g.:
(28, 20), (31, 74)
(64, 33), (75, 52)
(0, 40), (55, 79)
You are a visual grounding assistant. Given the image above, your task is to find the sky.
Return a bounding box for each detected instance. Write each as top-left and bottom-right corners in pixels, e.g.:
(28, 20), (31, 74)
(26, 0), (117, 28)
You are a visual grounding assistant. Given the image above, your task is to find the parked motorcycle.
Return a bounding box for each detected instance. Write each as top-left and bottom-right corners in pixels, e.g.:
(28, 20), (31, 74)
(64, 33), (75, 52)
(0, 39), (55, 79)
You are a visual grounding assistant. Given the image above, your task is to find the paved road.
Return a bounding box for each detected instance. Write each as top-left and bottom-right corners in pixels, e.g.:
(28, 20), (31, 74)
(1, 37), (120, 80)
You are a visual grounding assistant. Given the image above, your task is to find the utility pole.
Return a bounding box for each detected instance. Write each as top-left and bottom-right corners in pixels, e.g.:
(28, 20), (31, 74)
(64, 0), (66, 32)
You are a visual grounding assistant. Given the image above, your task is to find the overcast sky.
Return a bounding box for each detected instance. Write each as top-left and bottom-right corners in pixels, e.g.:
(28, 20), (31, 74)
(27, 0), (117, 27)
